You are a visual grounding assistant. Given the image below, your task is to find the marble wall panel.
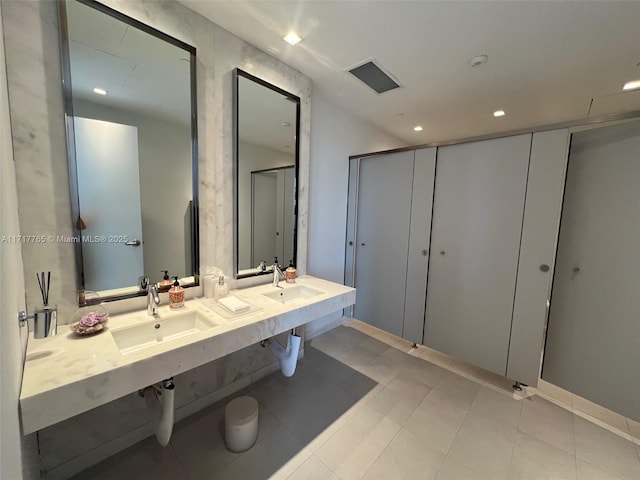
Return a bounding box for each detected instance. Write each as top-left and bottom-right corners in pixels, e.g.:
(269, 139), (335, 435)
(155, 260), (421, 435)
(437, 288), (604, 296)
(3, 0), (311, 476)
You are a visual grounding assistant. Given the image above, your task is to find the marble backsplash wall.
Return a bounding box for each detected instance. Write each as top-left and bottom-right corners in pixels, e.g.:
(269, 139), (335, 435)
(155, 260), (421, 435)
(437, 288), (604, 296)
(3, 0), (311, 476)
(2, 0), (77, 323)
(3, 0), (311, 319)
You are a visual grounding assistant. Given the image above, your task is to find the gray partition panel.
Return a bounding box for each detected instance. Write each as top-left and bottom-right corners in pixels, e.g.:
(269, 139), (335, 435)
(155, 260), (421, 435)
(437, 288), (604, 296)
(542, 121), (640, 421)
(403, 147), (436, 343)
(353, 151), (415, 337)
(344, 158), (358, 316)
(507, 129), (569, 386)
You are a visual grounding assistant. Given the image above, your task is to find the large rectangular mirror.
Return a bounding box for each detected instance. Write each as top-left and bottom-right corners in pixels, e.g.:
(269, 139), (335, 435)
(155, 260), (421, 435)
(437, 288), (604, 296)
(234, 69), (300, 278)
(60, 0), (199, 304)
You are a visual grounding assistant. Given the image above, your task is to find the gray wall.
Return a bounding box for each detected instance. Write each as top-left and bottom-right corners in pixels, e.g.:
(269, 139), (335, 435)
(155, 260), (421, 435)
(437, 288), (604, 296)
(307, 89), (407, 283)
(306, 90), (407, 337)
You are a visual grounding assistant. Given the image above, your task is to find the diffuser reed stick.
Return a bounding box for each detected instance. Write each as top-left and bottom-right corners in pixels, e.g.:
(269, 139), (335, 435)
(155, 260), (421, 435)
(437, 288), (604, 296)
(36, 271), (50, 306)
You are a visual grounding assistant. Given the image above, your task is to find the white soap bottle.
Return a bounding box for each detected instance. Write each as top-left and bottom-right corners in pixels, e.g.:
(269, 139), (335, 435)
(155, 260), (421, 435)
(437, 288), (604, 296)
(214, 276), (229, 300)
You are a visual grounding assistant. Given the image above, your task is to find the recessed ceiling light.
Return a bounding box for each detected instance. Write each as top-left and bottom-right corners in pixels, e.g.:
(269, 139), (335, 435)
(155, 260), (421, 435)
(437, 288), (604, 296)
(622, 79), (640, 91)
(469, 55), (489, 67)
(283, 32), (302, 46)
(413, 126), (423, 132)
(493, 110), (506, 117)
(93, 87), (107, 95)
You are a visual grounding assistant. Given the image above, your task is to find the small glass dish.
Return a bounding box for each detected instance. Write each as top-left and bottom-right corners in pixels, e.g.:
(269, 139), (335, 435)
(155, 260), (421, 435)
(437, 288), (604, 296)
(69, 304), (110, 336)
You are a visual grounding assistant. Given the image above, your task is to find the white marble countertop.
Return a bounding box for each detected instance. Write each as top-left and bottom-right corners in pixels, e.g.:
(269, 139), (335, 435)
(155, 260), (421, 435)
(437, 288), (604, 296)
(20, 276), (355, 434)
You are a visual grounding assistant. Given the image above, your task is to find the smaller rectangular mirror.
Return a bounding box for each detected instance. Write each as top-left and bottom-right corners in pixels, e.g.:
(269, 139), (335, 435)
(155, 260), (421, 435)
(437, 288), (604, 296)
(234, 69), (300, 278)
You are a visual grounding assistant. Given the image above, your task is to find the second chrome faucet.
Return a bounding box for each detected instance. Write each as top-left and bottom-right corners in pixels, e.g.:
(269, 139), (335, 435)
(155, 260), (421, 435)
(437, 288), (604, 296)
(147, 282), (160, 316)
(272, 259), (285, 287)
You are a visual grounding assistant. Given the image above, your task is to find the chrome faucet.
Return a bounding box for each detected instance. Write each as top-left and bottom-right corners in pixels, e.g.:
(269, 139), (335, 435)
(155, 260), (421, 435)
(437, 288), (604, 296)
(147, 283), (160, 316)
(272, 261), (285, 287)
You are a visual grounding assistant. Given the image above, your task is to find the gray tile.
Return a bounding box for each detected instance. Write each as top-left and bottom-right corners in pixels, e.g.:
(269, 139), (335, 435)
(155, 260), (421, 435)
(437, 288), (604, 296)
(435, 457), (482, 480)
(286, 455), (339, 480)
(308, 330), (349, 357)
(358, 336), (391, 356)
(357, 354), (401, 385)
(71, 327), (640, 480)
(403, 380), (475, 454)
(433, 370), (482, 406)
(574, 416), (640, 480)
(331, 345), (378, 371)
(382, 346), (447, 386)
(316, 406), (400, 480)
(518, 396), (575, 454)
(334, 325), (372, 345)
(362, 428), (445, 480)
(70, 437), (188, 480)
(507, 431), (577, 480)
(170, 402), (281, 480)
(270, 378), (371, 445)
(577, 459), (626, 480)
(302, 344), (362, 383)
(368, 374), (431, 424)
(311, 326), (371, 356)
(448, 413), (516, 480)
(214, 425), (304, 480)
(334, 369), (381, 401)
(248, 364), (333, 416)
(380, 345), (414, 365)
(253, 343), (380, 446)
(467, 387), (523, 433)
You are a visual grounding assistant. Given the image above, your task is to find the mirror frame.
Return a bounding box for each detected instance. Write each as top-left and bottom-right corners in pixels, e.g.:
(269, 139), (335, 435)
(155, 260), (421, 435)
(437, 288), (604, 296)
(233, 69), (301, 279)
(59, 0), (199, 305)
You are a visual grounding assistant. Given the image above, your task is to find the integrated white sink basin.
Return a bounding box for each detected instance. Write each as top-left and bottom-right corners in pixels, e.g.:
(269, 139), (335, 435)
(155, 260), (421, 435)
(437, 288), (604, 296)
(263, 285), (325, 304)
(111, 310), (217, 355)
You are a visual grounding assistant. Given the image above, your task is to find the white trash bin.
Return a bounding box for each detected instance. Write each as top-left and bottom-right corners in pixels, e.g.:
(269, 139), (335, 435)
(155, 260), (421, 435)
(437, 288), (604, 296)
(225, 396), (259, 452)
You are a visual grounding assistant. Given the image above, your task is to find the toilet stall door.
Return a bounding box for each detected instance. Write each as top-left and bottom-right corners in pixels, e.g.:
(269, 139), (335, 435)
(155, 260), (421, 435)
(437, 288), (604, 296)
(353, 151), (415, 337)
(424, 134), (531, 375)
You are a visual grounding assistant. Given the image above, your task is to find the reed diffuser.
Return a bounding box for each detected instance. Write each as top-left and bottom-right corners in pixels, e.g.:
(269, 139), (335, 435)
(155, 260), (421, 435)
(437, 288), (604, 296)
(36, 271), (50, 307)
(33, 271), (56, 338)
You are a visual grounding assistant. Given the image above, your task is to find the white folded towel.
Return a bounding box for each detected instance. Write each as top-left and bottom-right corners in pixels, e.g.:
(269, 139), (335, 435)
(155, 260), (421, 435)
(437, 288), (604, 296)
(218, 295), (250, 313)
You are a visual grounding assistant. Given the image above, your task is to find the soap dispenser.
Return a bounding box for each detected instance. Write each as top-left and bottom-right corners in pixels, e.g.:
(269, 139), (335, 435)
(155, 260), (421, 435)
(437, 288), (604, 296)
(285, 260), (297, 283)
(169, 276), (184, 310)
(214, 276), (229, 300)
(159, 270), (172, 292)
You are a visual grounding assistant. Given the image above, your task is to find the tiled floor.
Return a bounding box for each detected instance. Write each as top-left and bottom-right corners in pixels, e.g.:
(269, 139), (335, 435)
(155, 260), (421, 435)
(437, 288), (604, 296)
(72, 321), (640, 480)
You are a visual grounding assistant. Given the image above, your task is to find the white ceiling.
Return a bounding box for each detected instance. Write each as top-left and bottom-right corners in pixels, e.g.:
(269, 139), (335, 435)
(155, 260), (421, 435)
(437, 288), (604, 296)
(67, 0), (191, 125)
(67, 0), (296, 150)
(180, 0), (640, 144)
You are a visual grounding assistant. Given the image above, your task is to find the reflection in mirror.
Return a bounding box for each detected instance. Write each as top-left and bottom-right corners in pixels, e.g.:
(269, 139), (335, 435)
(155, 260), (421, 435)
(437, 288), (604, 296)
(61, 0), (198, 304)
(234, 70), (300, 278)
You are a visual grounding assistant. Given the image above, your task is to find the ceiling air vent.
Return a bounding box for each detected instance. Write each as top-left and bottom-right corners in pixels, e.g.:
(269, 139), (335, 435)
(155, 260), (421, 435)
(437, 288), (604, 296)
(348, 60), (401, 94)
